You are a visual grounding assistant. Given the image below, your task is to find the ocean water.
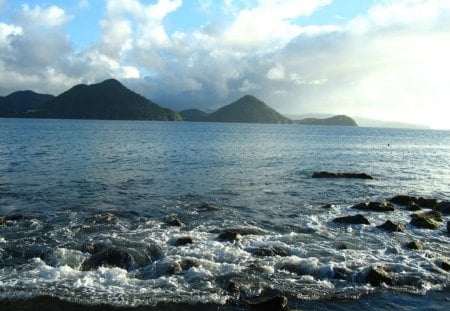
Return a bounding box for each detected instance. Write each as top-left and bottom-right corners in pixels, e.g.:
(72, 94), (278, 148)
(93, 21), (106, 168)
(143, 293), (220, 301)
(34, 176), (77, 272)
(0, 118), (449, 310)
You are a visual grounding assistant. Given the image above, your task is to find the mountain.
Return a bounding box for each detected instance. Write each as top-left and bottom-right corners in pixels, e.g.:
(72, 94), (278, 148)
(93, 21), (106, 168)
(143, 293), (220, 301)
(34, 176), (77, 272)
(0, 90), (54, 116)
(295, 115), (357, 126)
(179, 109), (208, 121)
(205, 95), (291, 124)
(36, 79), (181, 121)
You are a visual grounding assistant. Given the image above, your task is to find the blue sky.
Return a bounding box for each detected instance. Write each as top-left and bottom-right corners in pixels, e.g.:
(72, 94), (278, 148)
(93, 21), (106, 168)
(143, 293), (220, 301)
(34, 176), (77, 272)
(1, 0), (450, 128)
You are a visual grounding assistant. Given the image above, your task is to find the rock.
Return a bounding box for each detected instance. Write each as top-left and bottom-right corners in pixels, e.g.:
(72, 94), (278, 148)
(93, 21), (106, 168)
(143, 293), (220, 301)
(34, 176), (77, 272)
(172, 237), (193, 246)
(407, 202), (422, 211)
(336, 243), (348, 250)
(448, 221), (450, 234)
(166, 216), (183, 227)
(180, 258), (199, 270)
(312, 171), (373, 179)
(213, 227), (266, 236)
(410, 216), (441, 230)
(417, 197), (438, 208)
(333, 267), (353, 280)
(377, 220), (406, 232)
(435, 201), (450, 215)
(81, 247), (135, 271)
(321, 203), (335, 209)
(0, 217), (5, 226)
(218, 230), (241, 242)
(91, 212), (119, 224)
(5, 214), (31, 221)
(199, 202), (217, 211)
(405, 241), (423, 250)
(227, 280), (241, 293)
(441, 261), (450, 272)
(366, 266), (393, 286)
(249, 246), (290, 257)
(333, 214), (370, 225)
(411, 210), (443, 222)
(389, 195), (418, 205)
(245, 295), (289, 310)
(352, 201), (395, 212)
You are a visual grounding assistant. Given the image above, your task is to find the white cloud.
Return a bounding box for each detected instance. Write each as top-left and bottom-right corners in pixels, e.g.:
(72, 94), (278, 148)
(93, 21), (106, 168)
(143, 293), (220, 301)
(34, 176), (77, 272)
(266, 63), (286, 80)
(20, 4), (70, 27)
(239, 79), (259, 92)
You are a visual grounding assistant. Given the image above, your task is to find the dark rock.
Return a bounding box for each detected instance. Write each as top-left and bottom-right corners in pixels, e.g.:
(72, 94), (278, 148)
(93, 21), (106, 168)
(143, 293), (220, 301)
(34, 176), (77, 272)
(246, 295), (288, 310)
(165, 262), (183, 275)
(180, 258), (199, 270)
(333, 214), (370, 225)
(366, 266), (393, 286)
(0, 217), (5, 226)
(352, 201), (394, 212)
(218, 231), (242, 242)
(5, 214), (31, 221)
(321, 203), (335, 209)
(227, 280), (241, 293)
(312, 171), (373, 179)
(173, 237), (193, 246)
(81, 247), (135, 271)
(410, 216), (441, 230)
(405, 241), (423, 250)
(389, 195), (418, 205)
(249, 246), (290, 257)
(441, 261), (450, 272)
(377, 220), (406, 232)
(435, 201), (450, 215)
(411, 210), (443, 222)
(448, 221), (450, 234)
(336, 243), (348, 250)
(407, 202), (422, 211)
(213, 227), (266, 236)
(333, 267), (353, 280)
(417, 197), (438, 208)
(166, 216), (183, 227)
(91, 212), (119, 224)
(199, 203), (217, 211)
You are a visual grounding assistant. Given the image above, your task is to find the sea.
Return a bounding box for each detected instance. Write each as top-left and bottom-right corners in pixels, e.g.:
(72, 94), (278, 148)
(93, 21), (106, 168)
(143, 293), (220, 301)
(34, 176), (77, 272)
(0, 118), (449, 310)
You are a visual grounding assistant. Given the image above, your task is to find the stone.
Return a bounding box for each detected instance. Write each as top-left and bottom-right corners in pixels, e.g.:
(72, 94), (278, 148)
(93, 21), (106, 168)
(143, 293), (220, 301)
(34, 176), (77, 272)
(389, 195), (418, 205)
(405, 241), (423, 250)
(166, 216), (183, 227)
(336, 243), (348, 250)
(218, 231), (241, 242)
(417, 197), (438, 208)
(448, 221), (450, 234)
(249, 246), (290, 257)
(173, 237), (193, 246)
(321, 203), (335, 209)
(0, 217), (5, 226)
(245, 295), (289, 310)
(410, 216), (441, 230)
(411, 210), (443, 222)
(435, 201), (450, 215)
(377, 220), (406, 232)
(441, 261), (450, 272)
(81, 247), (135, 271)
(352, 201), (395, 212)
(312, 171), (373, 179)
(407, 202), (422, 211)
(366, 266), (393, 286)
(333, 214), (370, 225)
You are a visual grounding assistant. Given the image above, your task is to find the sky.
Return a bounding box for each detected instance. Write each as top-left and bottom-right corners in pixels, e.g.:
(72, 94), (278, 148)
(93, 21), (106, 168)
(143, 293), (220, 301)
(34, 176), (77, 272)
(1, 0), (450, 129)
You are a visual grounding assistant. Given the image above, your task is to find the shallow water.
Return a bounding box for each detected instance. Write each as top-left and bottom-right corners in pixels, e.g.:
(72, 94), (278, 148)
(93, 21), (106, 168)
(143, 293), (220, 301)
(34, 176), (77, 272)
(0, 118), (449, 309)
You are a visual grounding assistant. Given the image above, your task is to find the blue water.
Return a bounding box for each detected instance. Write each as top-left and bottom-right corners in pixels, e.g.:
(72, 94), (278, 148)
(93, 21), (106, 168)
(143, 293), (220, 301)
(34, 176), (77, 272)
(0, 118), (449, 309)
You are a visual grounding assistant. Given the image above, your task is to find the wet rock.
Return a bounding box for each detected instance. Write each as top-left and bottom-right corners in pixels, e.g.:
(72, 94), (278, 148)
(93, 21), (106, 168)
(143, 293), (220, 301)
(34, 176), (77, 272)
(249, 246), (290, 257)
(411, 210), (444, 222)
(333, 214), (370, 225)
(321, 203), (335, 209)
(406, 202), (422, 211)
(389, 195), (418, 205)
(417, 197), (438, 208)
(0, 217), (5, 226)
(218, 230), (242, 242)
(312, 171), (373, 179)
(441, 261), (450, 272)
(333, 267), (353, 280)
(180, 258), (199, 270)
(213, 227), (266, 236)
(227, 280), (241, 293)
(405, 241), (424, 250)
(199, 202), (217, 211)
(245, 295), (289, 311)
(81, 247), (135, 271)
(172, 237), (193, 246)
(435, 201), (450, 215)
(5, 214), (31, 221)
(448, 221), (450, 234)
(410, 215), (441, 230)
(91, 212), (119, 224)
(352, 201), (394, 212)
(377, 220), (406, 232)
(366, 266), (393, 286)
(166, 216), (183, 227)
(336, 243), (348, 250)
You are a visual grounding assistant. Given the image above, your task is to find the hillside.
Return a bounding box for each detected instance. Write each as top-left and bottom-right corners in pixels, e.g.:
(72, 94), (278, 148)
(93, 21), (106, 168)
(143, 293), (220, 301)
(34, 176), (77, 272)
(295, 115), (357, 126)
(179, 109), (208, 121)
(0, 90), (54, 116)
(36, 79), (181, 121)
(205, 95), (291, 124)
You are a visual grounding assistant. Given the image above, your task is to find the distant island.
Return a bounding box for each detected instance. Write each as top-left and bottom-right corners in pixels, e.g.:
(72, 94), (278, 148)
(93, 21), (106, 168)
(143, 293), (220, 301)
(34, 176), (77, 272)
(0, 78), (357, 126)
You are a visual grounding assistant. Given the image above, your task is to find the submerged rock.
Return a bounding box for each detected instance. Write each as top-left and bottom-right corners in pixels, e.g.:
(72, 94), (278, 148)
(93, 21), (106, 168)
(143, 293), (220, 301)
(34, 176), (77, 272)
(389, 195), (418, 205)
(448, 221), (450, 234)
(352, 201), (395, 212)
(333, 214), (370, 225)
(377, 220), (406, 232)
(321, 203), (335, 209)
(407, 202), (422, 211)
(0, 217), (5, 226)
(441, 261), (450, 272)
(165, 216), (183, 227)
(405, 241), (424, 250)
(366, 266), (393, 286)
(81, 247), (135, 271)
(218, 230), (241, 242)
(411, 210), (444, 222)
(312, 171), (373, 179)
(410, 215), (441, 230)
(248, 246), (290, 257)
(172, 237), (193, 246)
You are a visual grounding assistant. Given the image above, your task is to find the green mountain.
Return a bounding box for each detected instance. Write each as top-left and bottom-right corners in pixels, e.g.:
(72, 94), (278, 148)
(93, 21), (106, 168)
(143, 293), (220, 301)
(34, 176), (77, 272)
(179, 109), (208, 121)
(36, 79), (181, 121)
(205, 95), (291, 124)
(0, 90), (54, 116)
(295, 115), (357, 126)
